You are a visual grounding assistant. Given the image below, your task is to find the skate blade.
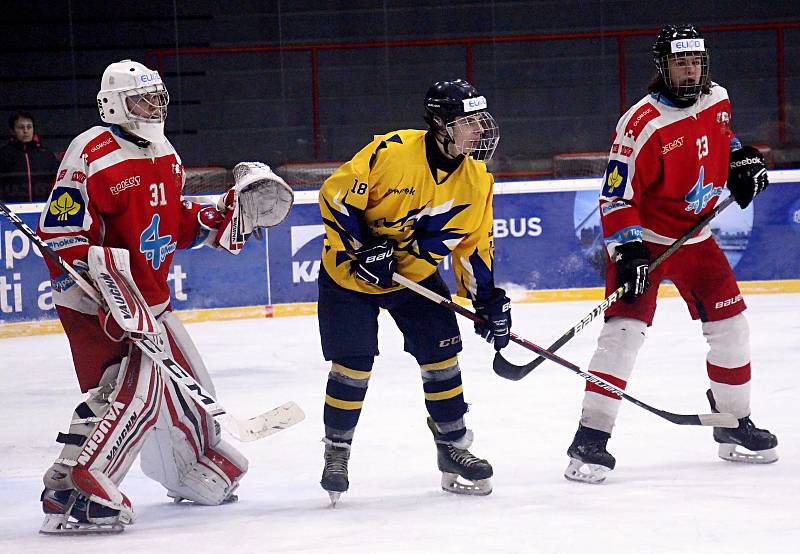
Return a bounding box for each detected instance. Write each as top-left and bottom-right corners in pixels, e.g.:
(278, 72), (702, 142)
(441, 472), (492, 496)
(564, 458), (611, 484)
(718, 444), (778, 464)
(327, 491), (343, 507)
(39, 514), (124, 535)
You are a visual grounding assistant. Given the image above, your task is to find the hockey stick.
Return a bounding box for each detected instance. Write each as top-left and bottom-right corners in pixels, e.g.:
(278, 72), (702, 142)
(392, 272), (737, 428)
(494, 195), (737, 381)
(0, 200), (304, 442)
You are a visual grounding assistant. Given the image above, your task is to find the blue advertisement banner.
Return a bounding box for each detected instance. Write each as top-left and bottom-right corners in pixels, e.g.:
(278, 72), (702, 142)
(2, 176), (799, 325)
(0, 212), (268, 323)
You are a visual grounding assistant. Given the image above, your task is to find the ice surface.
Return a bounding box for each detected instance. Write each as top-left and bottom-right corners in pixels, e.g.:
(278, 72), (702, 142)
(1, 294), (797, 552)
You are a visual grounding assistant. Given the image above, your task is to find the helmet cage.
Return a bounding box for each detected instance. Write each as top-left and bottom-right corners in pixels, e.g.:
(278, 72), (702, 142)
(444, 111), (499, 162)
(122, 85), (169, 123)
(655, 49), (709, 101)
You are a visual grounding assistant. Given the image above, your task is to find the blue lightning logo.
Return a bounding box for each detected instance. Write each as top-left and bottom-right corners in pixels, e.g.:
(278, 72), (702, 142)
(684, 166), (722, 214)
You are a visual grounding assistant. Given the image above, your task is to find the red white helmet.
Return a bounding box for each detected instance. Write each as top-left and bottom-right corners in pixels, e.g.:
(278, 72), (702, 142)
(97, 60), (169, 143)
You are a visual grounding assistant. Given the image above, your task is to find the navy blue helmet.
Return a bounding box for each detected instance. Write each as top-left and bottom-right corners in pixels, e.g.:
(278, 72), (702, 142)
(423, 79), (499, 162)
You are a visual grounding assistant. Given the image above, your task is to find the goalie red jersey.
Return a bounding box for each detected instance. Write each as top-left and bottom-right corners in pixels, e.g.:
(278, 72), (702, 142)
(599, 83), (736, 252)
(37, 126), (204, 313)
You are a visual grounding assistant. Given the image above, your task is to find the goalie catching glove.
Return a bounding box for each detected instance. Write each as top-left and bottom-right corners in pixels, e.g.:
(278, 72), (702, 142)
(205, 162), (295, 254)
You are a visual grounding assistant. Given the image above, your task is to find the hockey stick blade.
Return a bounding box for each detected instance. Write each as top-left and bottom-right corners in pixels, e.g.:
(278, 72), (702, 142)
(224, 401), (306, 442)
(392, 272), (738, 428)
(493, 195), (737, 381)
(649, 407), (738, 427)
(138, 335), (305, 441)
(698, 412), (739, 427)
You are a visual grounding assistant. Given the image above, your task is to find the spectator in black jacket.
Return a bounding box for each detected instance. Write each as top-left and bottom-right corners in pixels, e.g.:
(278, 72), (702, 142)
(0, 111), (60, 202)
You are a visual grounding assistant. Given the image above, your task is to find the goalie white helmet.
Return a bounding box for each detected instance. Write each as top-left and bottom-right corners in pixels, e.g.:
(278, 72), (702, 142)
(97, 60), (169, 144)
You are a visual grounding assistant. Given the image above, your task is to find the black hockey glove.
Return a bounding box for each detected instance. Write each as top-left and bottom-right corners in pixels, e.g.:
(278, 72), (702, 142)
(728, 145), (769, 209)
(353, 238), (397, 289)
(614, 241), (650, 304)
(473, 288), (512, 351)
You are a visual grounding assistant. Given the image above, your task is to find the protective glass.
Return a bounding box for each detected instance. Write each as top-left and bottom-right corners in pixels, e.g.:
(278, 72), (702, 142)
(446, 111), (500, 162)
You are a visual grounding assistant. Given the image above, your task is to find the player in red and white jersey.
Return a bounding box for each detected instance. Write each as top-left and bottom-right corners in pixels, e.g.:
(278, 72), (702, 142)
(564, 25), (777, 484)
(35, 60), (263, 534)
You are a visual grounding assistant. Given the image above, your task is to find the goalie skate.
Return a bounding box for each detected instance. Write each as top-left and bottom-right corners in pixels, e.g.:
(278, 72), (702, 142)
(564, 424), (616, 484)
(707, 390), (778, 464)
(40, 489), (130, 535)
(427, 418), (493, 496)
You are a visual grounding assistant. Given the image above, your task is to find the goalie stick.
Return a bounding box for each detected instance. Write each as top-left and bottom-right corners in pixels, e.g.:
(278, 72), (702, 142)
(494, 195), (736, 381)
(0, 200), (304, 442)
(391, 272), (737, 428)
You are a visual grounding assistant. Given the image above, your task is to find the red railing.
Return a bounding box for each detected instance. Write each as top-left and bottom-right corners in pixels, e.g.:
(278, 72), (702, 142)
(146, 21), (800, 159)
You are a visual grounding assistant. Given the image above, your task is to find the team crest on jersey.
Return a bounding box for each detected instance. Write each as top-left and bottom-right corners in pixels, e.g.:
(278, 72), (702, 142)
(602, 160), (628, 198)
(716, 111), (731, 136)
(41, 186), (88, 231)
(139, 214), (177, 270)
(684, 166), (722, 214)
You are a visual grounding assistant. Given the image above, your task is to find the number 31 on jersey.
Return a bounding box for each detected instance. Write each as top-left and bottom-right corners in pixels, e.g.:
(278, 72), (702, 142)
(150, 182), (167, 206)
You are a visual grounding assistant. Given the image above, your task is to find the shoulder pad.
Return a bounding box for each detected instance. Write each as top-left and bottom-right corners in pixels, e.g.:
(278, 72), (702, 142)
(81, 130), (121, 164)
(622, 102), (661, 142)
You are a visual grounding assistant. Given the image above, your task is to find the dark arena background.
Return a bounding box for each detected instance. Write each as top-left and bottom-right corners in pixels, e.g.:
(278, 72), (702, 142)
(3, 2), (800, 188)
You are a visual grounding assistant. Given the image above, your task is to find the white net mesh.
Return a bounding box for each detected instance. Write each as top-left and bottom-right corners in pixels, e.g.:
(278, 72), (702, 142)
(275, 162), (343, 189)
(183, 166), (230, 195)
(552, 152), (609, 177)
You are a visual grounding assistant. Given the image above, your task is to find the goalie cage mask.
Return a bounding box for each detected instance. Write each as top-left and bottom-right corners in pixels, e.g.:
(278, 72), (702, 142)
(97, 59), (170, 143)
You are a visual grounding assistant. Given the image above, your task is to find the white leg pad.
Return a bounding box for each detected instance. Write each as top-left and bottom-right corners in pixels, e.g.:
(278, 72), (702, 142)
(139, 312), (248, 505)
(709, 381), (751, 419)
(44, 362), (125, 492)
(580, 317), (647, 433)
(703, 314), (751, 368)
(140, 423), (248, 505)
(703, 314), (752, 418)
(42, 349), (160, 531)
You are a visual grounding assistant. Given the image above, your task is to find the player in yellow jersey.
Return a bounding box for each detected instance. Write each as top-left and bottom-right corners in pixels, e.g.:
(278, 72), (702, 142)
(317, 79), (510, 505)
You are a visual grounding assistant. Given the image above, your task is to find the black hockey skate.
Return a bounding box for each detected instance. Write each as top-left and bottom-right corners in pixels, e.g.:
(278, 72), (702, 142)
(320, 440), (350, 507)
(427, 417), (493, 496)
(564, 424), (616, 484)
(40, 488), (128, 535)
(706, 390), (778, 464)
